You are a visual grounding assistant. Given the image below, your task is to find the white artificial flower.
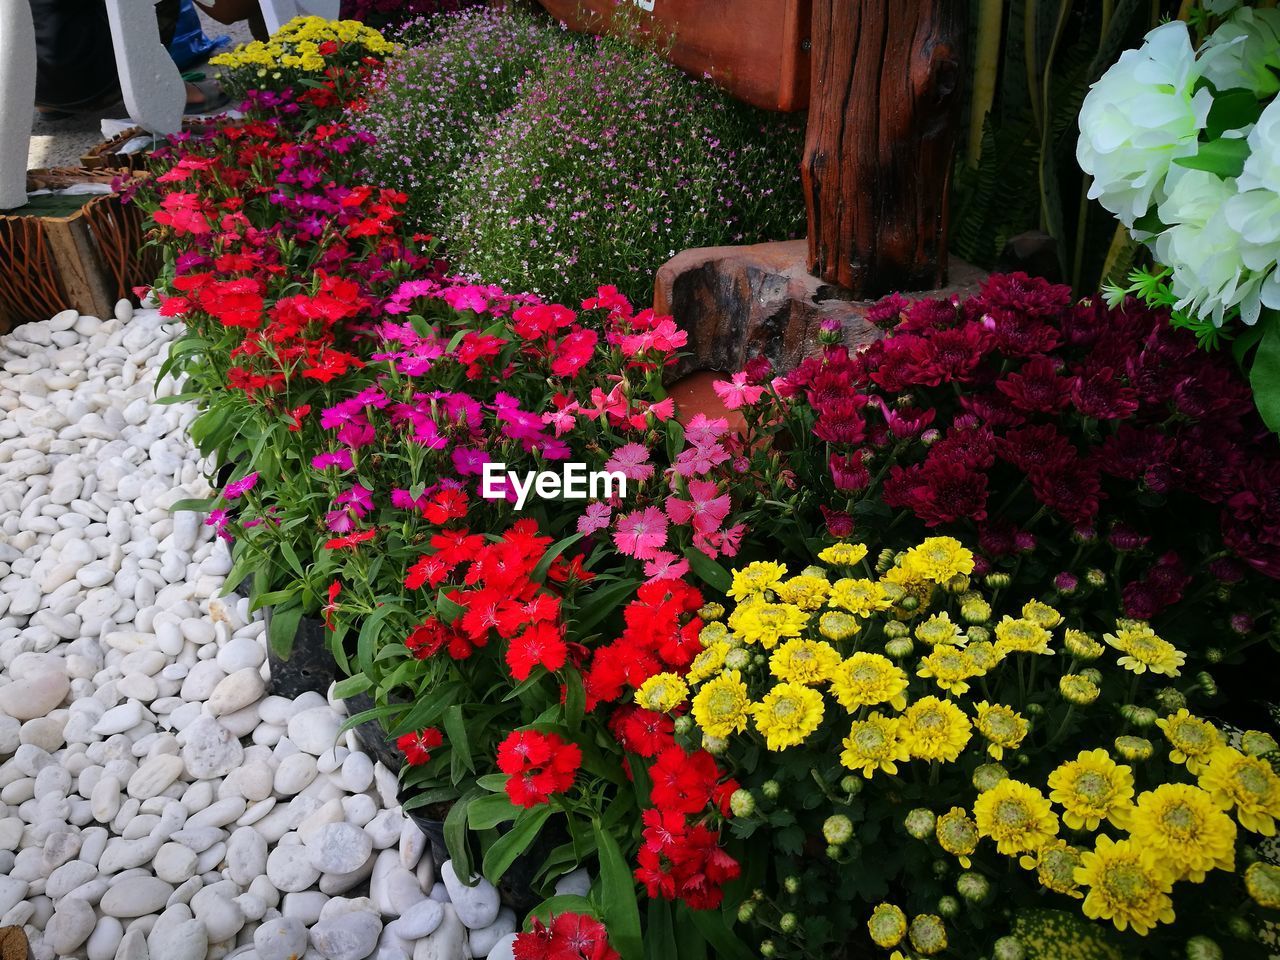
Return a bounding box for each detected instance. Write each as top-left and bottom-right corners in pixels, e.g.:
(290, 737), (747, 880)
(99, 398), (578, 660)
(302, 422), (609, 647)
(1201, 9), (1280, 98)
(1225, 100), (1280, 319)
(1077, 21), (1217, 227)
(1155, 167), (1259, 325)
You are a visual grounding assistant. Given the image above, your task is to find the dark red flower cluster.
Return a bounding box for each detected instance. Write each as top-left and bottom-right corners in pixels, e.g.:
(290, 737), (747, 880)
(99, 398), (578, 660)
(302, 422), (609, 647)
(582, 580), (704, 709)
(496, 730), (582, 808)
(778, 273), (1280, 628)
(511, 911), (619, 960)
(403, 521), (584, 680)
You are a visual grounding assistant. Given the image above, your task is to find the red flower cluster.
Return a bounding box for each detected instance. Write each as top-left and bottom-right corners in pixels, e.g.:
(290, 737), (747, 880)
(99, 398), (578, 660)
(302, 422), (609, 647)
(635, 808), (740, 910)
(396, 727), (443, 766)
(512, 911), (618, 960)
(496, 730), (582, 808)
(403, 521), (582, 680)
(582, 581), (704, 709)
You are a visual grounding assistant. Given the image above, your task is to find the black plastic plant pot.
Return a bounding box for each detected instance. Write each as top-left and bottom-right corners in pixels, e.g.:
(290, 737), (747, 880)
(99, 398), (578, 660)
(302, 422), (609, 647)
(410, 814), (450, 869)
(346, 690), (405, 772)
(266, 614), (337, 699)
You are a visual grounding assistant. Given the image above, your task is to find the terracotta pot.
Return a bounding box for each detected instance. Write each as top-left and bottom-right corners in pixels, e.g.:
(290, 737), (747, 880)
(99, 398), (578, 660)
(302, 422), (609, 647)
(669, 369), (745, 433)
(535, 0), (811, 112)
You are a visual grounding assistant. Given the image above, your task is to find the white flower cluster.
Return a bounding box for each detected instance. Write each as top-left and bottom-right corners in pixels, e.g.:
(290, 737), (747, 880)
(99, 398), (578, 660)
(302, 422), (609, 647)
(1078, 14), (1280, 326)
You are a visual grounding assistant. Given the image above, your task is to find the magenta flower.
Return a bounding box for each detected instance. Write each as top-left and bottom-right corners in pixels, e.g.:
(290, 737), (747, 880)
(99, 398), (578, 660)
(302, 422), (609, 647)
(665, 480), (731, 536)
(604, 443), (654, 482)
(312, 450), (354, 471)
(336, 483), (374, 517)
(683, 414), (730, 446)
(612, 507), (668, 560)
(224, 472), (259, 499)
(577, 502), (612, 536)
(643, 551), (690, 582)
(712, 372), (764, 410)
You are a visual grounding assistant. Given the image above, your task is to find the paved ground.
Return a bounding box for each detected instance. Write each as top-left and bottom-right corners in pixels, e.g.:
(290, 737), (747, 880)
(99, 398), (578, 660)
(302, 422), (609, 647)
(26, 9), (254, 170)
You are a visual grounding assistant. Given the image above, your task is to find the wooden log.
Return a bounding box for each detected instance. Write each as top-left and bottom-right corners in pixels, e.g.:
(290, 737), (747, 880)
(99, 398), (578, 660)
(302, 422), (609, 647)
(802, 0), (966, 299)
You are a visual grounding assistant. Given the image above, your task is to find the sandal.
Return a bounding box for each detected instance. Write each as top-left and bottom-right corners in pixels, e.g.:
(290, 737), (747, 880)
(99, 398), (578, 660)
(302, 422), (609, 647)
(183, 75), (230, 115)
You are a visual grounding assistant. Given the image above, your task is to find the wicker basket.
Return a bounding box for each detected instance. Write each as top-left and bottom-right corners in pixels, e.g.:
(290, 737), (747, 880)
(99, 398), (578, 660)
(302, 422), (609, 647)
(0, 168), (158, 333)
(81, 117), (225, 172)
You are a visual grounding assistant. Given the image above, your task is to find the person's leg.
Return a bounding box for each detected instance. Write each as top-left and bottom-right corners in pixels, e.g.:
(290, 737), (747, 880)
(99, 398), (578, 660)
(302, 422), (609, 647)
(28, 0), (122, 113)
(193, 0), (268, 38)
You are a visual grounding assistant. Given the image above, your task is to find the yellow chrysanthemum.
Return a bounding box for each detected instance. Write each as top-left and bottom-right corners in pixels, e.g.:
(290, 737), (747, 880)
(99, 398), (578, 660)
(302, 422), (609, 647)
(1046, 749), (1135, 831)
(840, 712), (910, 778)
(917, 647), (979, 695)
(769, 638), (841, 685)
(775, 574), (831, 611)
(751, 682), (824, 751)
(728, 599), (808, 650)
(828, 577), (893, 617)
(1155, 710), (1223, 774)
(726, 561), (788, 601)
(1021, 599), (1063, 628)
(900, 537), (974, 584)
(1103, 621), (1185, 676)
(690, 671), (750, 738)
(993, 616), (1054, 656)
(634, 673), (688, 713)
(964, 640), (1003, 672)
(818, 541), (870, 567)
(1245, 861), (1280, 909)
(973, 779), (1059, 856)
(1129, 783), (1236, 882)
(817, 610), (861, 642)
(1242, 729), (1280, 757)
(1064, 629), (1104, 660)
(830, 652), (909, 712)
(1114, 736), (1154, 762)
(907, 914), (948, 955)
(1020, 838), (1084, 898)
(698, 620), (730, 646)
(936, 807), (979, 867)
(881, 565), (934, 618)
(867, 903), (907, 948)
(1059, 673), (1100, 705)
(900, 696), (972, 763)
(1198, 746), (1280, 836)
(972, 702), (1029, 761)
(1075, 835), (1175, 935)
(914, 612), (965, 647)
(686, 641), (730, 684)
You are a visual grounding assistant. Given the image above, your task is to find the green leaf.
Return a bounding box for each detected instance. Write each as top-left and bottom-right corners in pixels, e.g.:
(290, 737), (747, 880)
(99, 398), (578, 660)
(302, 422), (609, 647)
(466, 793), (520, 830)
(482, 804), (552, 885)
(665, 419), (686, 463)
(1173, 138), (1250, 179)
(331, 675), (372, 699)
(593, 818), (642, 960)
(476, 773), (509, 793)
(356, 602), (400, 679)
(1206, 88), (1264, 140)
(266, 599), (303, 660)
(686, 905), (755, 960)
(531, 532), (584, 584)
(682, 546), (731, 595)
(437, 591), (466, 625)
(525, 894), (597, 926)
(280, 541), (307, 580)
(169, 497), (216, 514)
(570, 579), (640, 639)
(563, 669), (585, 731)
(1249, 317), (1280, 434)
(1232, 324), (1265, 369)
(445, 789), (480, 883)
(443, 705), (475, 782)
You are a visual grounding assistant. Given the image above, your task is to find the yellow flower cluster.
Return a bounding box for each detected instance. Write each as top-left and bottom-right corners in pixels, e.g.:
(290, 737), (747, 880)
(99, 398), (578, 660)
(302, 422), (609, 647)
(210, 16), (395, 76)
(643, 539), (1279, 947)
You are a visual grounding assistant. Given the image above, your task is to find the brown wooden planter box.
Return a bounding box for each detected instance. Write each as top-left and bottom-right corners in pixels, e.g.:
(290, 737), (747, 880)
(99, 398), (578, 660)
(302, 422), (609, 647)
(535, 0), (811, 112)
(0, 168), (157, 333)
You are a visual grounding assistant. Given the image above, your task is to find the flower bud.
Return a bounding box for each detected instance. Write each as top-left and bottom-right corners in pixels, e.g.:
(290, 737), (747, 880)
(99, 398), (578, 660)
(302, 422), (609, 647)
(898, 595), (919, 612)
(993, 936), (1026, 960)
(960, 600), (991, 624)
(1059, 674), (1100, 705)
(783, 875), (801, 895)
(875, 548), (896, 574)
(1242, 730), (1279, 757)
(972, 764), (1008, 792)
(1053, 572), (1078, 595)
(1063, 629), (1103, 660)
(936, 896), (960, 918)
(1204, 647), (1224, 664)
(736, 902), (755, 923)
(884, 620), (911, 638)
(1225, 916), (1252, 941)
(1024, 702), (1044, 718)
(760, 941), (776, 958)
(1197, 671), (1219, 697)
(905, 808), (936, 839)
(725, 648), (751, 670)
(702, 735), (728, 755)
(1120, 705), (1157, 728)
(1185, 936), (1223, 960)
(674, 716), (694, 735)
(840, 775), (863, 796)
(1231, 613), (1254, 635)
(826, 844), (844, 859)
(1085, 568), (1106, 588)
(944, 574), (970, 594)
(1079, 667), (1103, 685)
(729, 789), (756, 817)
(909, 913), (948, 955)
(956, 871), (989, 903)
(1114, 735), (1154, 761)
(984, 573), (1010, 589)
(965, 626), (991, 645)
(762, 780), (781, 800)
(779, 913), (798, 934)
(1246, 861), (1280, 909)
(823, 814), (853, 845)
(1154, 687), (1186, 714)
(698, 602), (725, 621)
(817, 319), (843, 344)
(753, 653), (768, 667)
(921, 429), (940, 446)
(867, 904), (907, 949)
(885, 637), (915, 659)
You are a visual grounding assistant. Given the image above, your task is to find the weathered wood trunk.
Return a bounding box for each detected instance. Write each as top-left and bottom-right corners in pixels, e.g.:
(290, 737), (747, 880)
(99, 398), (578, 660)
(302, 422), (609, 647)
(802, 0), (966, 299)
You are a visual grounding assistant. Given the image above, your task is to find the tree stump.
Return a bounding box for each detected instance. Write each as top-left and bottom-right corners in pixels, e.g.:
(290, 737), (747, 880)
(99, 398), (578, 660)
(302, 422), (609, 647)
(802, 0), (966, 299)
